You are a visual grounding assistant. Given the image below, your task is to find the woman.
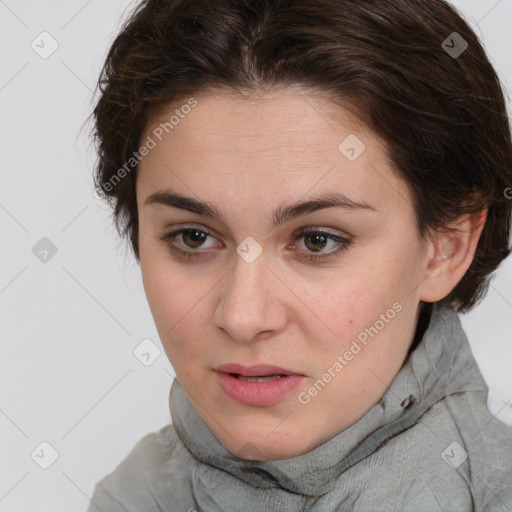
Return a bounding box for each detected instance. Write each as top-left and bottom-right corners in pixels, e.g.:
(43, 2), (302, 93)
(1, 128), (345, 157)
(87, 0), (512, 510)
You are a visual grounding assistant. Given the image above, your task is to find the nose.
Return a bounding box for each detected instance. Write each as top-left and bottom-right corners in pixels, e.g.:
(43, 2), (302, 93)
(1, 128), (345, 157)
(213, 249), (290, 343)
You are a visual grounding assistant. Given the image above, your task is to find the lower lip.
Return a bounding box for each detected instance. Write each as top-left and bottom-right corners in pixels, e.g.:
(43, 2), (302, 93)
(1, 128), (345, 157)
(215, 371), (305, 406)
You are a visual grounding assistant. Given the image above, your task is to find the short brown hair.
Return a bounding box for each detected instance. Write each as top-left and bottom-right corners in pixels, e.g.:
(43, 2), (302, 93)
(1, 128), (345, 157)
(91, 0), (512, 313)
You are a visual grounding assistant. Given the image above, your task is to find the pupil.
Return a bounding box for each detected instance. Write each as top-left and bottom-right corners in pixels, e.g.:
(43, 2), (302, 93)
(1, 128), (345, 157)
(184, 230), (206, 248)
(306, 234), (326, 252)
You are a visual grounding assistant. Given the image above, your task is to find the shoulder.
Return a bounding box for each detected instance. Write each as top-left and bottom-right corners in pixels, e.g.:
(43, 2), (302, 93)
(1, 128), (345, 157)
(422, 388), (512, 510)
(87, 423), (184, 512)
(443, 388), (512, 509)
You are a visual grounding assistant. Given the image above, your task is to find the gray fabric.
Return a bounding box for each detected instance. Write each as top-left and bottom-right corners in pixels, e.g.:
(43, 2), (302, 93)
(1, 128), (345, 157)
(86, 302), (512, 511)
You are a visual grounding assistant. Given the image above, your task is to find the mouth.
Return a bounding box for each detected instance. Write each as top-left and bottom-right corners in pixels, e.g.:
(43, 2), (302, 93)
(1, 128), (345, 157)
(215, 363), (302, 378)
(214, 363), (305, 406)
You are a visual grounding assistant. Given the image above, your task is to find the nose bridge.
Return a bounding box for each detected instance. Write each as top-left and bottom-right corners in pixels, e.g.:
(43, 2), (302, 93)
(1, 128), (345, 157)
(229, 234), (269, 294)
(225, 244), (271, 313)
(215, 242), (287, 342)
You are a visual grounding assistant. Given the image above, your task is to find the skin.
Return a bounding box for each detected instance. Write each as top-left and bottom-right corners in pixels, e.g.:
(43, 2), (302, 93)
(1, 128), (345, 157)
(135, 87), (486, 461)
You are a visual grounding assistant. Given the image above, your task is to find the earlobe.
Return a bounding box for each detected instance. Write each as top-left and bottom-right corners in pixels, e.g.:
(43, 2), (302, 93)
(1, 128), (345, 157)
(418, 208), (487, 303)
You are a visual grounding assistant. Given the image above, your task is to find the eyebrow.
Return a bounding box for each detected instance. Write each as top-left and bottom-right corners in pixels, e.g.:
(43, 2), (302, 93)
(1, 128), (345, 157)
(144, 189), (377, 226)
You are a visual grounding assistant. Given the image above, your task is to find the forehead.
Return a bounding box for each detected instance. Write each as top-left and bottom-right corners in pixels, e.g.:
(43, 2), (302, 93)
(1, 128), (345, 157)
(136, 89), (410, 219)
(143, 88), (369, 154)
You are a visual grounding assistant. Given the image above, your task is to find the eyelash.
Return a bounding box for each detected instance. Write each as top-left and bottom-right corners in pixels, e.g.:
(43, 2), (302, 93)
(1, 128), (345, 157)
(158, 225), (352, 262)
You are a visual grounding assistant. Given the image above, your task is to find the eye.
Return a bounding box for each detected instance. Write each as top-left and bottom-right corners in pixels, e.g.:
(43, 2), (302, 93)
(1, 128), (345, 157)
(159, 225), (352, 262)
(159, 226), (219, 257)
(292, 228), (351, 261)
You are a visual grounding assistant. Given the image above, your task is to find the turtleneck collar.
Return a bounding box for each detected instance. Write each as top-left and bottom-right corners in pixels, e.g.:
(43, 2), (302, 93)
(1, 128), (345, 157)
(169, 302), (487, 497)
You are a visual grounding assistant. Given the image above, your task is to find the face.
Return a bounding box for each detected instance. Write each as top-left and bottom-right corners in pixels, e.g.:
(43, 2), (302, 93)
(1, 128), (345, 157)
(136, 88), (431, 461)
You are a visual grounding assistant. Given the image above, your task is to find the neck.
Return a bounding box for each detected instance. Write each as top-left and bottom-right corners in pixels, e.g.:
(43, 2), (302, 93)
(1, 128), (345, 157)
(408, 302), (434, 357)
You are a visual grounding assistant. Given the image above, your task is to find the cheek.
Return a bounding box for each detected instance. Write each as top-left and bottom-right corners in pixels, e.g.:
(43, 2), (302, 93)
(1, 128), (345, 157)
(327, 285), (385, 340)
(140, 255), (212, 365)
(314, 255), (413, 354)
(140, 256), (185, 336)
(295, 276), (383, 369)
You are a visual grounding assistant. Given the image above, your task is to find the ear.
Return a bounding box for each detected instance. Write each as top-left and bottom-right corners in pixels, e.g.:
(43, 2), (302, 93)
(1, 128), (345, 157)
(417, 208), (487, 303)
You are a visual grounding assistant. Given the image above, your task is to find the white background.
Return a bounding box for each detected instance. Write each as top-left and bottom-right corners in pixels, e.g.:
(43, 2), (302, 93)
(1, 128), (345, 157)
(0, 1), (511, 510)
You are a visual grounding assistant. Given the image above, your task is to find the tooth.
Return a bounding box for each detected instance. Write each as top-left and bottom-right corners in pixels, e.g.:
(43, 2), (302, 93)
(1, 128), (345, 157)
(237, 375), (284, 382)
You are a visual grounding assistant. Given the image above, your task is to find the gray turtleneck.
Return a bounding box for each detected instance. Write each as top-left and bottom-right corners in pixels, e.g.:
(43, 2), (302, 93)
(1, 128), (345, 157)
(86, 303), (512, 511)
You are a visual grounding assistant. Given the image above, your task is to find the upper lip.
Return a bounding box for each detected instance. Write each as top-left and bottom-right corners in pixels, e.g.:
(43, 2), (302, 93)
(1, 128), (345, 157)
(214, 363), (304, 377)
